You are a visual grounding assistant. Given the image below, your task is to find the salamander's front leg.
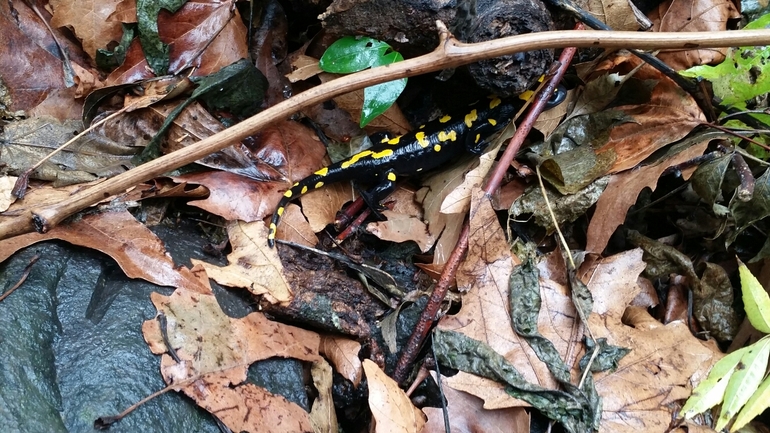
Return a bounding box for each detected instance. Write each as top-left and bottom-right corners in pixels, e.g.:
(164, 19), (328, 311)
(357, 169), (397, 220)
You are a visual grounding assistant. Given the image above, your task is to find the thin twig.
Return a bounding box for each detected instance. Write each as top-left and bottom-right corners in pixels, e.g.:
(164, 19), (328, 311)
(393, 34), (580, 385)
(3, 26), (770, 240)
(0, 254), (40, 302)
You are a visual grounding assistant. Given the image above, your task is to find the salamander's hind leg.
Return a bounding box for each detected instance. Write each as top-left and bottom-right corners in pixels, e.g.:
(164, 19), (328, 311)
(357, 169), (397, 220)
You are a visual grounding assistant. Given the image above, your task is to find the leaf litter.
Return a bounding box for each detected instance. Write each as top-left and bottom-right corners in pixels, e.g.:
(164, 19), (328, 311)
(1, 0), (770, 431)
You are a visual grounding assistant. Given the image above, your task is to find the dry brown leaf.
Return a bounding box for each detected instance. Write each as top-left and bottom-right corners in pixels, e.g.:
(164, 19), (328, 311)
(319, 335), (363, 386)
(416, 156), (478, 263)
(0, 210), (209, 292)
(177, 170), (286, 222)
(588, 0), (642, 30)
(585, 137), (709, 253)
(650, 0), (740, 70)
(301, 181), (356, 232)
(276, 203), (319, 247)
(49, 0), (123, 60)
(438, 188), (557, 409)
(0, 176), (16, 212)
(142, 266), (321, 433)
(366, 210), (434, 252)
(192, 220), (292, 303)
(577, 251), (722, 432)
(364, 359), (426, 433)
(310, 359), (339, 433)
(421, 373), (530, 433)
(602, 67), (706, 173)
(441, 141), (504, 214)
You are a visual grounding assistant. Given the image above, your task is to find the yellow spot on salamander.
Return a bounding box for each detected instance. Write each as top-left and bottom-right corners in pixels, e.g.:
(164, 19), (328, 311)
(519, 90), (535, 102)
(464, 109), (477, 127)
(340, 150), (372, 168)
(488, 118), (497, 126)
(284, 190), (293, 198)
(277, 207), (284, 216)
(268, 223), (277, 239)
(315, 181), (324, 189)
(419, 124), (426, 129)
(372, 149), (394, 158)
(293, 182), (299, 186)
(387, 172), (396, 181)
(438, 130), (457, 142)
(381, 136), (390, 143)
(489, 98), (501, 109)
(315, 167), (329, 176)
(301, 186), (308, 194)
(387, 136), (400, 145)
(439, 115), (452, 123)
(475, 133), (481, 143)
(434, 144), (442, 152)
(415, 131), (429, 148)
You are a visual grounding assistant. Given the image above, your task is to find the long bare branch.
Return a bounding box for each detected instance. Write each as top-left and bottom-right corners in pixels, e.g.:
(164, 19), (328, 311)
(3, 25), (770, 240)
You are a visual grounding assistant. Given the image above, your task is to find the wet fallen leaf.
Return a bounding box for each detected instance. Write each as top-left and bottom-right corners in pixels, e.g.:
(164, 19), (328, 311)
(364, 359), (426, 433)
(585, 133), (711, 253)
(276, 203), (319, 247)
(367, 210), (434, 252)
(192, 219), (292, 303)
(438, 188), (557, 409)
(142, 265), (322, 433)
(0, 210), (208, 293)
(0, 0), (92, 116)
(105, 0), (248, 85)
(421, 372), (530, 433)
(319, 335), (363, 386)
(310, 359), (339, 433)
(0, 176), (17, 212)
(650, 0), (740, 70)
(49, 0), (124, 60)
(301, 181), (355, 233)
(602, 65), (706, 173)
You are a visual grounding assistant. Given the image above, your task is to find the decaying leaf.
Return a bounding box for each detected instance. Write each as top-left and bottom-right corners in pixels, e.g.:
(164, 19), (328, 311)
(649, 0), (740, 70)
(364, 359), (426, 433)
(0, 210), (208, 293)
(142, 266), (322, 433)
(585, 132), (711, 253)
(192, 220), (292, 303)
(421, 372), (530, 433)
(320, 335), (363, 386)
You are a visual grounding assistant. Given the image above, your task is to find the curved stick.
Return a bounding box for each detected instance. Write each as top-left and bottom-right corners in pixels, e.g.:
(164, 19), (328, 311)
(3, 24), (770, 239)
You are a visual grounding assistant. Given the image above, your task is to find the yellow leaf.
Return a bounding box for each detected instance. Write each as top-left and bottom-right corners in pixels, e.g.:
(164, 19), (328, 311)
(738, 260), (770, 333)
(716, 338), (770, 431)
(732, 364), (770, 431)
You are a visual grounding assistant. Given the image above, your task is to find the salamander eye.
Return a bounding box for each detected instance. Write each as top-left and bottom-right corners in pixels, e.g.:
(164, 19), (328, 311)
(545, 85), (568, 109)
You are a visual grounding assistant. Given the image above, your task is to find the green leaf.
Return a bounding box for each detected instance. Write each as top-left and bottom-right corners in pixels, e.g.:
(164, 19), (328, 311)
(680, 346), (746, 418)
(360, 78), (407, 127)
(732, 365), (770, 431)
(320, 37), (406, 126)
(716, 338), (770, 431)
(738, 260), (770, 333)
(690, 153), (732, 206)
(319, 36), (396, 73)
(680, 13), (770, 108)
(136, 0), (188, 76)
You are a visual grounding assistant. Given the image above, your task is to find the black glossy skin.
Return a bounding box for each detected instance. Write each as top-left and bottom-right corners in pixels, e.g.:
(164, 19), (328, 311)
(267, 89), (565, 247)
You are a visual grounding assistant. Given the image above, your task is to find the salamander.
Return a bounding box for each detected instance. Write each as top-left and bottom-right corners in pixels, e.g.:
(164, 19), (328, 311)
(267, 87), (567, 247)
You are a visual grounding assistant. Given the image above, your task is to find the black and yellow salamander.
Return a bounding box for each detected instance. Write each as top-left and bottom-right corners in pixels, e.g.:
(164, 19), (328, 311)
(267, 88), (566, 247)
